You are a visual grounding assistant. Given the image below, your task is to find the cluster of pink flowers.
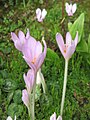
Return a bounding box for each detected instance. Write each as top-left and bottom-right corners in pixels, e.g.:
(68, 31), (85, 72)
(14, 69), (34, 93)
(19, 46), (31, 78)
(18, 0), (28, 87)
(11, 29), (47, 109)
(10, 3), (78, 119)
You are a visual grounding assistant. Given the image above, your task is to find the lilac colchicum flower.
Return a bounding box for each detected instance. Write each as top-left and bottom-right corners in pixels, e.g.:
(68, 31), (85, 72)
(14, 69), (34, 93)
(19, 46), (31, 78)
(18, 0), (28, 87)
(36, 8), (47, 22)
(23, 69), (35, 93)
(6, 116), (16, 120)
(50, 112), (62, 120)
(56, 32), (78, 60)
(11, 30), (47, 72)
(65, 3), (77, 16)
(23, 38), (47, 73)
(22, 89), (29, 109)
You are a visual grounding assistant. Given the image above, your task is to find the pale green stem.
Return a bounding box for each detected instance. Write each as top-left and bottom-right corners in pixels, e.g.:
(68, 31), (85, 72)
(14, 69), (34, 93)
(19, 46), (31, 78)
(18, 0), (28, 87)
(28, 74), (37, 120)
(60, 59), (69, 116)
(28, 107), (31, 120)
(40, 75), (47, 93)
(39, 69), (47, 93)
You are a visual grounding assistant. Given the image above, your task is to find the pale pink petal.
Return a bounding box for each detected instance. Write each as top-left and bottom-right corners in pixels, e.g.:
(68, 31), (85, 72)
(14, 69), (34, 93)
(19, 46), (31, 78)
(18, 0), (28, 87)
(23, 69), (35, 92)
(14, 41), (22, 51)
(23, 56), (36, 71)
(35, 40), (47, 70)
(72, 3), (77, 14)
(35, 53), (45, 70)
(65, 43), (75, 59)
(41, 9), (47, 19)
(22, 89), (29, 108)
(50, 112), (56, 120)
(57, 116), (62, 120)
(34, 41), (42, 58)
(11, 32), (22, 51)
(11, 32), (19, 42)
(56, 33), (65, 57)
(18, 31), (25, 39)
(7, 116), (12, 120)
(18, 31), (26, 44)
(36, 8), (41, 21)
(65, 3), (70, 14)
(22, 36), (37, 60)
(11, 31), (26, 52)
(26, 28), (30, 39)
(14, 116), (16, 120)
(66, 32), (72, 46)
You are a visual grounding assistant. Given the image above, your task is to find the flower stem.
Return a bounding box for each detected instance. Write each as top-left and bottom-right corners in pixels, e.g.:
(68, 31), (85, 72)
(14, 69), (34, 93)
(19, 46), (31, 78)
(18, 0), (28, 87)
(60, 59), (68, 116)
(29, 74), (37, 120)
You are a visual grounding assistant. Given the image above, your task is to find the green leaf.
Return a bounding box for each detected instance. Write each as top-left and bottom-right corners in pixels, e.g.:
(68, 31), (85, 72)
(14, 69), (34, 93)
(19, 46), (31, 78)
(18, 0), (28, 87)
(88, 34), (90, 53)
(68, 22), (72, 30)
(8, 103), (23, 118)
(68, 13), (84, 42)
(46, 48), (60, 61)
(76, 39), (88, 53)
(13, 90), (22, 104)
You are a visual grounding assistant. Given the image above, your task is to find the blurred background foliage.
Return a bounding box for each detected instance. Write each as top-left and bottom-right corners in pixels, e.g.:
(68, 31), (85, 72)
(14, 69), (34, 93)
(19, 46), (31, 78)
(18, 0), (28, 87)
(0, 0), (90, 120)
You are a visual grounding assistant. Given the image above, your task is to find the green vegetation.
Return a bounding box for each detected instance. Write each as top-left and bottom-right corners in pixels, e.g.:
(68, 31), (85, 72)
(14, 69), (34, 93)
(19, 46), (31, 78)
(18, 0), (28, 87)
(0, 1), (90, 120)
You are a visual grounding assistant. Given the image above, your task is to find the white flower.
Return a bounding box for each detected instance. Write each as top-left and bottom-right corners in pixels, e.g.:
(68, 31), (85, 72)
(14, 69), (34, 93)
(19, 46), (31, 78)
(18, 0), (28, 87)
(65, 3), (77, 16)
(7, 116), (16, 120)
(50, 112), (62, 120)
(36, 8), (47, 22)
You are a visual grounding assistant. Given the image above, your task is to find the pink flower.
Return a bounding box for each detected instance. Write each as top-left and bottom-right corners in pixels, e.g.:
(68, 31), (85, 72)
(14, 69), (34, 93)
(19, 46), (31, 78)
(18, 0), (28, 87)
(50, 112), (62, 120)
(56, 32), (78, 60)
(65, 3), (77, 16)
(23, 38), (47, 72)
(6, 116), (16, 120)
(11, 30), (47, 72)
(22, 89), (29, 109)
(23, 69), (35, 93)
(11, 29), (30, 52)
(36, 8), (47, 22)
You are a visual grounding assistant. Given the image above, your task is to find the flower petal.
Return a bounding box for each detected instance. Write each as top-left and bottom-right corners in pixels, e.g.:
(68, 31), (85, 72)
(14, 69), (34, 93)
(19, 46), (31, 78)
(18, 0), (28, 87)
(36, 8), (41, 20)
(22, 35), (37, 60)
(57, 116), (62, 120)
(35, 40), (47, 70)
(65, 2), (70, 14)
(56, 33), (65, 58)
(26, 28), (30, 39)
(14, 41), (23, 51)
(11, 32), (19, 42)
(14, 116), (16, 120)
(65, 42), (75, 59)
(23, 69), (35, 92)
(34, 41), (42, 58)
(18, 31), (26, 44)
(72, 3), (77, 14)
(66, 32), (72, 46)
(41, 9), (47, 19)
(11, 31), (26, 52)
(23, 56), (36, 71)
(7, 116), (13, 120)
(18, 31), (25, 40)
(50, 112), (56, 120)
(22, 89), (29, 108)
